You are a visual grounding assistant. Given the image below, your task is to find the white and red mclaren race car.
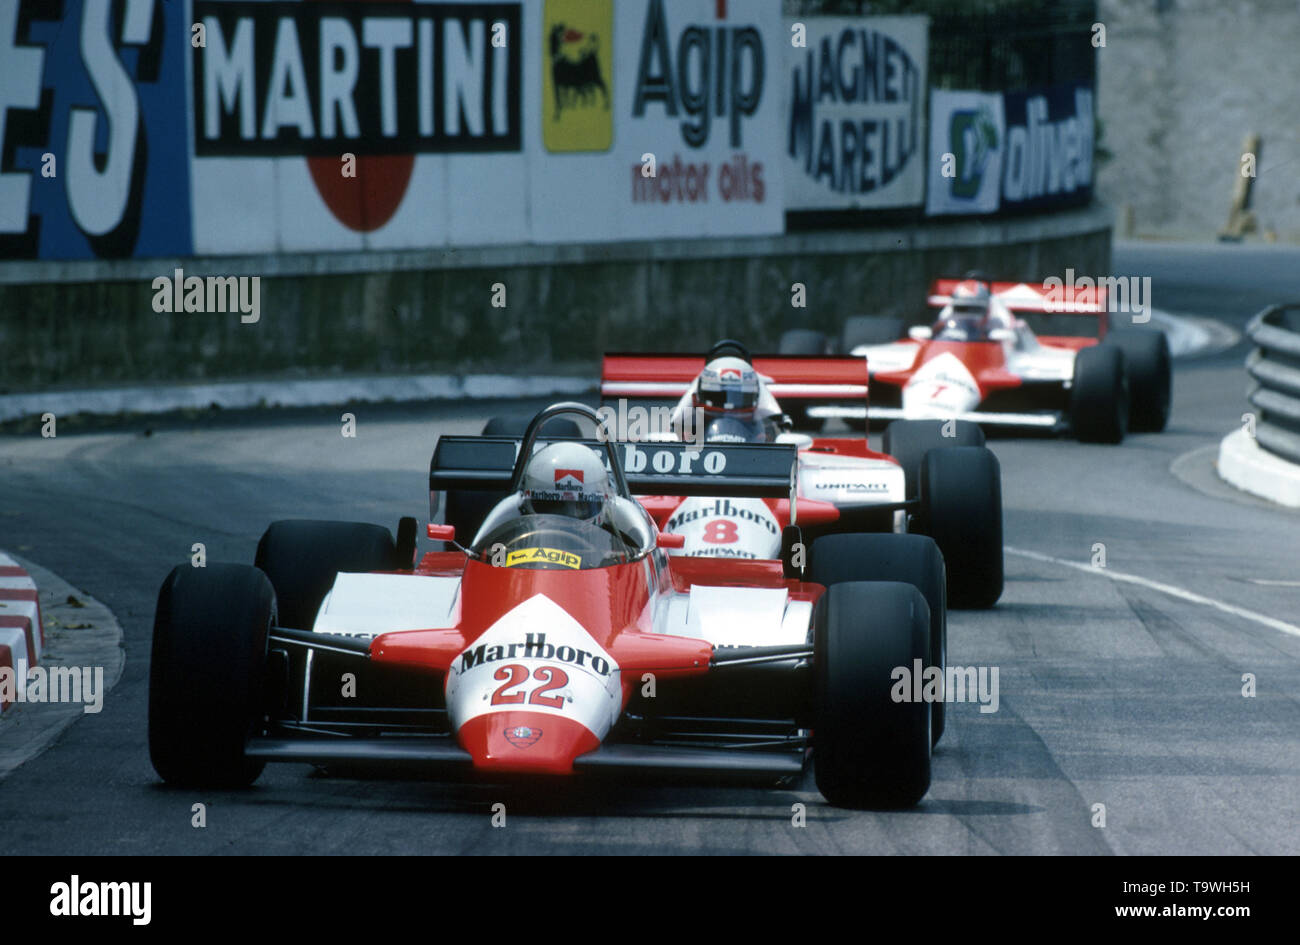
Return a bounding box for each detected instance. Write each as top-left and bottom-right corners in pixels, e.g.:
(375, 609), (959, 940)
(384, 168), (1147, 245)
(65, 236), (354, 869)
(149, 404), (948, 809)
(780, 277), (1172, 443)
(599, 340), (1003, 609)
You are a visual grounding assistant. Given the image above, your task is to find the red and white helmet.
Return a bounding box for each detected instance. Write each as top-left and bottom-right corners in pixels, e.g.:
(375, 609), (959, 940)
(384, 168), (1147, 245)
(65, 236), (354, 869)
(521, 441), (611, 525)
(693, 356), (760, 415)
(950, 279), (992, 314)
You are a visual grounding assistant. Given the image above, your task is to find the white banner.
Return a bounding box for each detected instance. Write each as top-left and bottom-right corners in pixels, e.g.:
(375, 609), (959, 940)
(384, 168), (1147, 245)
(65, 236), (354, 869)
(189, 0), (784, 254)
(925, 89), (1005, 216)
(782, 16), (927, 211)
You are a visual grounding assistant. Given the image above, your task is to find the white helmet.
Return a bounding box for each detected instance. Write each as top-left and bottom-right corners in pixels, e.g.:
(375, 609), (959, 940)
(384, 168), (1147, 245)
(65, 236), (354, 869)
(521, 441), (611, 525)
(694, 356), (760, 415)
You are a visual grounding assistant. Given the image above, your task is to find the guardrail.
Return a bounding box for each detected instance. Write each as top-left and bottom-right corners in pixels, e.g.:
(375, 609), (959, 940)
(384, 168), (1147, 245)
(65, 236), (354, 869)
(1246, 303), (1300, 465)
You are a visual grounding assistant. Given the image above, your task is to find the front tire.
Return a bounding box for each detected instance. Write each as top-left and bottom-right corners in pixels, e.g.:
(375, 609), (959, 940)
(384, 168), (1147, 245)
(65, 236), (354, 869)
(149, 563), (274, 787)
(809, 533), (947, 745)
(814, 581), (931, 808)
(841, 316), (906, 352)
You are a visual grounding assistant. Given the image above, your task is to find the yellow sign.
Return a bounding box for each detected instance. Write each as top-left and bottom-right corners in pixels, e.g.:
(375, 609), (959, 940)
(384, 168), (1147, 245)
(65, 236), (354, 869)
(506, 547), (583, 569)
(543, 0), (613, 152)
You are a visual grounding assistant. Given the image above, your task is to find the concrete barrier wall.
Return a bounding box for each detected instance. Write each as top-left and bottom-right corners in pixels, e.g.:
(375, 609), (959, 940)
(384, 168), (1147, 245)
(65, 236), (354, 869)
(0, 204), (1111, 392)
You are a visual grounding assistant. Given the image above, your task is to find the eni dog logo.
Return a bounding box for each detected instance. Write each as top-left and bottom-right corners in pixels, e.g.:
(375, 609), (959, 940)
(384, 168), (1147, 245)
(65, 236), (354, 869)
(543, 0), (613, 152)
(506, 547), (583, 569)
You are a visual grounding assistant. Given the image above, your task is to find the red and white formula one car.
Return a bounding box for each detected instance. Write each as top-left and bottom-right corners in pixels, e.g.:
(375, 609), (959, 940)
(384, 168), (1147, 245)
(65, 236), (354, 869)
(149, 404), (945, 809)
(780, 277), (1172, 443)
(599, 340), (1003, 609)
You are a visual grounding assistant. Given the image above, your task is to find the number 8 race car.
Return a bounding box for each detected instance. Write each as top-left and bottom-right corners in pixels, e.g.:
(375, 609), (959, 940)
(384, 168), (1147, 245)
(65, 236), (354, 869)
(149, 404), (952, 809)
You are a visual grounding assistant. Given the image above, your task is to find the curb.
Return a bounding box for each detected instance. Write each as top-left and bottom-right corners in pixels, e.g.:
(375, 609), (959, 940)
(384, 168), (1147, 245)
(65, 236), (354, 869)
(0, 552), (43, 709)
(0, 551), (125, 781)
(1216, 427), (1300, 509)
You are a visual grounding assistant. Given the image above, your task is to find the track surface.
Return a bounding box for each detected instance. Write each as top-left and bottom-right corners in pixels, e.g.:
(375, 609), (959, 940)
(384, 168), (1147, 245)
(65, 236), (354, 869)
(1, 245), (1297, 855)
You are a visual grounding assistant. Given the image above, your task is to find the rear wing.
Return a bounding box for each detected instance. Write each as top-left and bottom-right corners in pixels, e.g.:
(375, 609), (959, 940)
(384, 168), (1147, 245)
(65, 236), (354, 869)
(928, 279), (1110, 336)
(430, 436), (798, 499)
(600, 352), (869, 405)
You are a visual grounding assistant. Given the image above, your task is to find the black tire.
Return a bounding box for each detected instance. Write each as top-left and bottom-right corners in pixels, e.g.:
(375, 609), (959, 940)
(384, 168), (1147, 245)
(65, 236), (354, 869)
(149, 563), (274, 787)
(841, 316), (905, 353)
(920, 447), (1004, 609)
(777, 329), (830, 355)
(882, 419), (986, 499)
(814, 581), (931, 808)
(1070, 345), (1129, 443)
(443, 416), (583, 541)
(1106, 328), (1171, 432)
(254, 520), (398, 631)
(809, 532), (948, 746)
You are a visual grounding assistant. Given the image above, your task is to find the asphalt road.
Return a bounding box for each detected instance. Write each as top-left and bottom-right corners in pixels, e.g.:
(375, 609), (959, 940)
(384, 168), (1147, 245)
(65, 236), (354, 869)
(0, 244), (1297, 855)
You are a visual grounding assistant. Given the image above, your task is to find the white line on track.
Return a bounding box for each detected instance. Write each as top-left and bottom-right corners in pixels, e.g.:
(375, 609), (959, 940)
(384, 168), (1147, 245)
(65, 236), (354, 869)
(1005, 546), (1300, 639)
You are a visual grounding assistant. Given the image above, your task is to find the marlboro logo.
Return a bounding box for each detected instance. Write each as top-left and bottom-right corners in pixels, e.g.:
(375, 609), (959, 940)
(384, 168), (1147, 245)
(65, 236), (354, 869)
(554, 469), (584, 490)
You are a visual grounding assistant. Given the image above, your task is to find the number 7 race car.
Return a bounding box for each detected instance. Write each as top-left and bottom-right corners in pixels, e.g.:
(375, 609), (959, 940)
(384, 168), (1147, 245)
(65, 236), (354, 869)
(779, 277), (1173, 444)
(149, 404), (950, 809)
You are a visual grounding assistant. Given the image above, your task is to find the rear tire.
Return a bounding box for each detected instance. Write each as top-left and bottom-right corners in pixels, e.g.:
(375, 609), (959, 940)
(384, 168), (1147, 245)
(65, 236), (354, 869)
(1106, 328), (1171, 432)
(443, 416), (582, 540)
(808, 533), (947, 746)
(1070, 345), (1129, 443)
(882, 419), (985, 499)
(149, 563), (274, 787)
(841, 316), (905, 353)
(814, 582), (931, 808)
(254, 520), (398, 631)
(920, 447), (1004, 609)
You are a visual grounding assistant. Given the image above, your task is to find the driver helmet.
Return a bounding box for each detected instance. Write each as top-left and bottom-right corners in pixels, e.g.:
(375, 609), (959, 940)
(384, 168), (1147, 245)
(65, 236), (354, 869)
(521, 441), (612, 526)
(694, 356), (760, 417)
(949, 279), (991, 316)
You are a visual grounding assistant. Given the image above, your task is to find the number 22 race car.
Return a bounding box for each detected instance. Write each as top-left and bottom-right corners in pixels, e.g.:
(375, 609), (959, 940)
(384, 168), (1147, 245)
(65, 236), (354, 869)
(149, 404), (952, 809)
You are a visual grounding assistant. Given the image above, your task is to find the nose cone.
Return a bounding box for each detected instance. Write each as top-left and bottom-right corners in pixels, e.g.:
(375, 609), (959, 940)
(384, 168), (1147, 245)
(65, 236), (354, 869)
(457, 711), (601, 775)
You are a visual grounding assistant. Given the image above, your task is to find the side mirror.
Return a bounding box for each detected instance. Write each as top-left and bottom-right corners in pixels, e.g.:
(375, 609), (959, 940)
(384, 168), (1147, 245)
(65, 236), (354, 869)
(908, 325), (932, 341)
(989, 328), (1016, 343)
(426, 523), (456, 542)
(656, 532), (686, 549)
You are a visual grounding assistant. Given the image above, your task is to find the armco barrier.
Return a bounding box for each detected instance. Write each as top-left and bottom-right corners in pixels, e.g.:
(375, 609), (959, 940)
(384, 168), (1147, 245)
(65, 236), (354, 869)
(1245, 304), (1300, 465)
(0, 204), (1112, 392)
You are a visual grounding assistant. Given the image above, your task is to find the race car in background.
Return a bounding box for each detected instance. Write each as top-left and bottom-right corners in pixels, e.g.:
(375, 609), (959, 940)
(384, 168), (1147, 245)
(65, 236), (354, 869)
(597, 340), (1003, 611)
(149, 404), (944, 809)
(779, 277), (1173, 443)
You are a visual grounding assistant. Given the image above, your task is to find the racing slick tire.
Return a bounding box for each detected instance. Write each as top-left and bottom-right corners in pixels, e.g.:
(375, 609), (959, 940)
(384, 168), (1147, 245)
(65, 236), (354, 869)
(1105, 328), (1171, 433)
(777, 329), (830, 355)
(254, 520), (399, 631)
(841, 316), (905, 353)
(919, 447), (1004, 609)
(808, 533), (947, 746)
(813, 581), (931, 808)
(149, 563), (274, 787)
(442, 415), (583, 542)
(881, 418), (986, 499)
(1070, 344), (1129, 444)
